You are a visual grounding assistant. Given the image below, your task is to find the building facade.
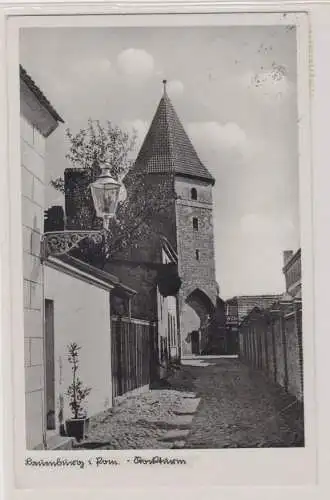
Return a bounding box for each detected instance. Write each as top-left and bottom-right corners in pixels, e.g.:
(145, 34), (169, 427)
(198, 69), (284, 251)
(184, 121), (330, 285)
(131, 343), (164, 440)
(226, 295), (282, 325)
(21, 65), (64, 449)
(282, 249), (301, 299)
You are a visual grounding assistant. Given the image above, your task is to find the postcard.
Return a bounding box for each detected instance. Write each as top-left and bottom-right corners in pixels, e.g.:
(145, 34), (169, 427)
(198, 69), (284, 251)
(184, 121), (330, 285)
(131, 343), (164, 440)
(0, 2), (327, 499)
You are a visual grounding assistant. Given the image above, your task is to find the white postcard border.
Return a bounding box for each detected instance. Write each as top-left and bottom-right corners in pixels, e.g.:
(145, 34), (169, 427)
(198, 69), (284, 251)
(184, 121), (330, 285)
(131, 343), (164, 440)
(0, 1), (328, 499)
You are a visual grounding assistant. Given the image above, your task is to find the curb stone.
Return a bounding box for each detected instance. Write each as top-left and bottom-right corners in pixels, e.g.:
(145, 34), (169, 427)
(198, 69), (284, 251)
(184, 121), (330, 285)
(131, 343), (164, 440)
(182, 392), (198, 399)
(158, 395), (201, 448)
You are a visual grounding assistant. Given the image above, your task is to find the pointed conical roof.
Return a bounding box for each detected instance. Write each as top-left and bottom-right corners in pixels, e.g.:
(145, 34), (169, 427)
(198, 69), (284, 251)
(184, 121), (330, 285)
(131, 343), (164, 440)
(133, 84), (215, 185)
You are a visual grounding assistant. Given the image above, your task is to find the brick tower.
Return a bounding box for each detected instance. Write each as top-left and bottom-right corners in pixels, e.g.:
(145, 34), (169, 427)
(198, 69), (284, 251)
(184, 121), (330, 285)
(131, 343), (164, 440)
(128, 81), (218, 356)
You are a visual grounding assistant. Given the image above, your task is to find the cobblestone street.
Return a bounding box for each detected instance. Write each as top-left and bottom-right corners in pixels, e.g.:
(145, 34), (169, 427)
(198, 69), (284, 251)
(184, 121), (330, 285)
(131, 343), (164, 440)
(77, 356), (304, 450)
(167, 357), (304, 448)
(75, 389), (189, 449)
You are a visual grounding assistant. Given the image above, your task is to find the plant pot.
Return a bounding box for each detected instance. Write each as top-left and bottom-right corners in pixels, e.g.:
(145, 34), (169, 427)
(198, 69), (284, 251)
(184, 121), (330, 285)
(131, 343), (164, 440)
(59, 423), (66, 437)
(65, 418), (89, 442)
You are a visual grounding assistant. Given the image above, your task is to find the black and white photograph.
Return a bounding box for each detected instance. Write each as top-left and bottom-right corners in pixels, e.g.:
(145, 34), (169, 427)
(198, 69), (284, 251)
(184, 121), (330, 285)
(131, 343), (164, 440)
(1, 2), (313, 468)
(17, 18), (308, 454)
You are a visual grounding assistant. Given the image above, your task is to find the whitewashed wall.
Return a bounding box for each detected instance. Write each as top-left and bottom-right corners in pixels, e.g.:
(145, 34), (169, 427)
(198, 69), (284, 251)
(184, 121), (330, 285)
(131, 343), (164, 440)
(21, 115), (46, 449)
(45, 265), (112, 429)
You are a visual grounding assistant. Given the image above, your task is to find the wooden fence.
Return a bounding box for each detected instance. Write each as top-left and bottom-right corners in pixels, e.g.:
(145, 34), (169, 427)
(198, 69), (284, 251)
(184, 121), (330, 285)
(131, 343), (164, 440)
(111, 316), (157, 399)
(239, 300), (303, 401)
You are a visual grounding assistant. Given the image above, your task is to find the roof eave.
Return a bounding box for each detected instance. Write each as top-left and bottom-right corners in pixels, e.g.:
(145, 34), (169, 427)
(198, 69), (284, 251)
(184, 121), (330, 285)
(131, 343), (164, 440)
(20, 65), (64, 124)
(175, 171), (215, 186)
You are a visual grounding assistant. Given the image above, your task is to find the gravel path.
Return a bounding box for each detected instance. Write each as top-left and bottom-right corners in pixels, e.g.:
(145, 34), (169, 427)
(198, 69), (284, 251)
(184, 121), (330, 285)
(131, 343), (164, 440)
(75, 389), (188, 450)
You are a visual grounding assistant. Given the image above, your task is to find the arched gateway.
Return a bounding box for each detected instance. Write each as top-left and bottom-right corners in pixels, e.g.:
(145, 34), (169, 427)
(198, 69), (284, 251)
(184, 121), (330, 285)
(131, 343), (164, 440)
(183, 288), (216, 355)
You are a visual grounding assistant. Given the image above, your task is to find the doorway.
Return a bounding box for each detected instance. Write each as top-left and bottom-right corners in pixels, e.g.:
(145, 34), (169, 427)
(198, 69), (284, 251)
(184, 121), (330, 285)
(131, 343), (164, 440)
(45, 299), (55, 430)
(191, 330), (200, 355)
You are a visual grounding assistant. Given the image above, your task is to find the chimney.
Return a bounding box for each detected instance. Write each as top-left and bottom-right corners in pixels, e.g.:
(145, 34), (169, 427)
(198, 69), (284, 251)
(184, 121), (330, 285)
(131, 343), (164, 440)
(64, 168), (102, 231)
(44, 205), (65, 233)
(283, 250), (294, 267)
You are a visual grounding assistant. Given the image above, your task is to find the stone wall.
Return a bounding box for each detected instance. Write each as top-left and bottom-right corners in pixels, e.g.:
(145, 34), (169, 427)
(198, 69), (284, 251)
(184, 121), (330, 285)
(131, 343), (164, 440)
(21, 115), (47, 449)
(239, 302), (304, 401)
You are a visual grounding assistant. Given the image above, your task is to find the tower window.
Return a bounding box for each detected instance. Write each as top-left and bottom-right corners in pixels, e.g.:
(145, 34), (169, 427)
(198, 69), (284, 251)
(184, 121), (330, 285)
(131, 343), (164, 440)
(193, 217), (199, 231)
(191, 188), (197, 200)
(195, 249), (200, 260)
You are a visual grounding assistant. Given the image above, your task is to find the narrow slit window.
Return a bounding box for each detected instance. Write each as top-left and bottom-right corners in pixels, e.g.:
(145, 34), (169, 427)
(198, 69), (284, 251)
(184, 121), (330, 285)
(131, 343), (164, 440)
(193, 217), (199, 231)
(195, 249), (200, 260)
(191, 188), (197, 200)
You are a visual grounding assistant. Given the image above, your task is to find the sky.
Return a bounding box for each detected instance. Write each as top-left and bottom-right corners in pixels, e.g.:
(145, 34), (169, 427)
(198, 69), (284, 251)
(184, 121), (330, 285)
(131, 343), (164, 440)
(20, 25), (300, 299)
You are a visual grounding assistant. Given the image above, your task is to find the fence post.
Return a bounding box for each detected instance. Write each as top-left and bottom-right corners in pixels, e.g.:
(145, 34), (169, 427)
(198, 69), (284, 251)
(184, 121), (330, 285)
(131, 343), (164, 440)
(280, 310), (289, 392)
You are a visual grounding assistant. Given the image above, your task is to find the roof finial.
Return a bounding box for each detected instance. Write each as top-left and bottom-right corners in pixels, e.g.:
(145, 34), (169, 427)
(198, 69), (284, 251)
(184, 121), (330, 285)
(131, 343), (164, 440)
(162, 79), (167, 95)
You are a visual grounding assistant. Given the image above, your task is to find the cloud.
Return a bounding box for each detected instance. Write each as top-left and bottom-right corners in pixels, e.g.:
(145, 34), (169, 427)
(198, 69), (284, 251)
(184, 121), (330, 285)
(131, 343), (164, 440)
(117, 48), (155, 82)
(167, 80), (184, 97)
(187, 121), (248, 154)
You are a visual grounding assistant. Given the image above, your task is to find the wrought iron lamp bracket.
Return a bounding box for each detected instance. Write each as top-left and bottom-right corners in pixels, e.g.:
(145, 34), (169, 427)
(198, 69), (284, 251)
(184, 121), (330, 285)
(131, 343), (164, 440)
(41, 230), (106, 260)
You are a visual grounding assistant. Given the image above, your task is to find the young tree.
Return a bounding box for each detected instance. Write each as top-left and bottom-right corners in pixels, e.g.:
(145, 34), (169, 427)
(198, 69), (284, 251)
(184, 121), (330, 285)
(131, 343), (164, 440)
(51, 119), (176, 264)
(51, 119), (136, 191)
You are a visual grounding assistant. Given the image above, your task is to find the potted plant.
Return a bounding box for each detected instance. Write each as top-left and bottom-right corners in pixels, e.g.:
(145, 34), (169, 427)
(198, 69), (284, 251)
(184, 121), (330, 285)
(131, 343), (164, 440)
(65, 342), (91, 442)
(58, 393), (66, 437)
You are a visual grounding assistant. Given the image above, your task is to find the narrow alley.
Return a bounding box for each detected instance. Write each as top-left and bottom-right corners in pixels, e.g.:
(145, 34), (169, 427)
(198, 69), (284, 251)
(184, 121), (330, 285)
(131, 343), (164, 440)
(78, 356), (304, 450)
(167, 357), (304, 448)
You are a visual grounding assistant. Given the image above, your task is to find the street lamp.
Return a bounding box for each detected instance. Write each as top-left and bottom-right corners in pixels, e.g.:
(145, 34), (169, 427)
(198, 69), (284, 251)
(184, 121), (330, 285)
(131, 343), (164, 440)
(90, 164), (121, 230)
(41, 164), (121, 259)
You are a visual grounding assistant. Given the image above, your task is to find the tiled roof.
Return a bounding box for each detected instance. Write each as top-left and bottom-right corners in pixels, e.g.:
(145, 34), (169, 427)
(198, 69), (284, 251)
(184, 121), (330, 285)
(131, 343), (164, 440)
(133, 89), (215, 185)
(20, 65), (64, 123)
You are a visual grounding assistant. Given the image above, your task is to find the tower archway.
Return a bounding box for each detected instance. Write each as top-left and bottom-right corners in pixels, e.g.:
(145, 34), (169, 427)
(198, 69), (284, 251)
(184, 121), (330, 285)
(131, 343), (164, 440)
(183, 288), (215, 355)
